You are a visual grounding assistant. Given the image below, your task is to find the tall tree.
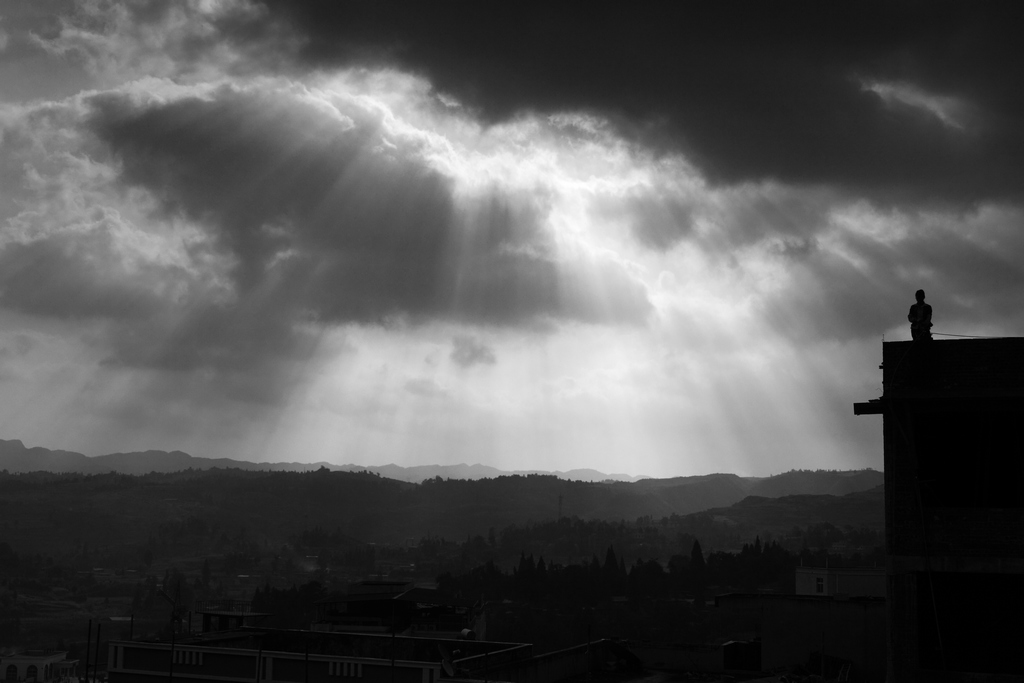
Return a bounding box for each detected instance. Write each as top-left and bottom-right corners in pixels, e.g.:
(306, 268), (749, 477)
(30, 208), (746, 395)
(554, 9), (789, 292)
(691, 540), (706, 607)
(602, 546), (620, 592)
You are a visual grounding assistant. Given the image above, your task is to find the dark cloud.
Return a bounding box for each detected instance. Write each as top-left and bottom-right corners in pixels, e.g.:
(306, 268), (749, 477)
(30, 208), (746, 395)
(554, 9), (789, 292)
(245, 1), (1024, 205)
(0, 224), (189, 321)
(450, 335), (496, 367)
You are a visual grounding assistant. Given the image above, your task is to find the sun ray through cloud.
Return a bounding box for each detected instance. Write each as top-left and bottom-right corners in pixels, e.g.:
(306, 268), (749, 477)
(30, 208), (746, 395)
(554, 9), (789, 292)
(1, 0), (1022, 476)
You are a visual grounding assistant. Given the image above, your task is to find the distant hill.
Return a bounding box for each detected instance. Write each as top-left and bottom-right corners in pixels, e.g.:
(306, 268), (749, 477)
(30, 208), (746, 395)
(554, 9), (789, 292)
(0, 440), (881, 495)
(346, 462), (646, 483)
(0, 439), (335, 476)
(746, 469), (886, 498)
(0, 439), (645, 482)
(0, 439), (883, 547)
(698, 485), (885, 535)
(0, 469), (885, 596)
(0, 463), (883, 561)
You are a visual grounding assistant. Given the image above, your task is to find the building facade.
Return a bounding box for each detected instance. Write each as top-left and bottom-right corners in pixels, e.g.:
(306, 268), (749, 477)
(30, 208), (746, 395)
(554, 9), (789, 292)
(856, 338), (1024, 681)
(1, 651), (78, 683)
(105, 636), (444, 683)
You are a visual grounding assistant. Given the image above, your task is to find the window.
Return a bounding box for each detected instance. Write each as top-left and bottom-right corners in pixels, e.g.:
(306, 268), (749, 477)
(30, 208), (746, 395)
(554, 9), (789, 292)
(328, 662), (362, 678)
(816, 577), (824, 594)
(5, 665), (17, 681)
(173, 651), (202, 666)
(26, 666), (37, 682)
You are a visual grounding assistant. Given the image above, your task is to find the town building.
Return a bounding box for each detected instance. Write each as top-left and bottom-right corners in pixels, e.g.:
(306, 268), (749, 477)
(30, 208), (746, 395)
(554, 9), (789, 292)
(714, 592), (886, 680)
(106, 629), (456, 683)
(855, 338), (1024, 681)
(312, 581), (480, 638)
(104, 627), (635, 683)
(194, 599), (273, 633)
(105, 578), (637, 683)
(713, 561), (888, 681)
(1, 651), (78, 683)
(794, 565), (885, 597)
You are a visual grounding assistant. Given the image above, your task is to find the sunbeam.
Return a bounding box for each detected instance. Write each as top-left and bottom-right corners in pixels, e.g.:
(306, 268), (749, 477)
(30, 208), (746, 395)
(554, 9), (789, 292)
(2, 1), (1023, 477)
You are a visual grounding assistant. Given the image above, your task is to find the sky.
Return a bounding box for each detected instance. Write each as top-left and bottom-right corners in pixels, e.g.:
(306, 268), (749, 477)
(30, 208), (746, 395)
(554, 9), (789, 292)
(1, 1), (1022, 478)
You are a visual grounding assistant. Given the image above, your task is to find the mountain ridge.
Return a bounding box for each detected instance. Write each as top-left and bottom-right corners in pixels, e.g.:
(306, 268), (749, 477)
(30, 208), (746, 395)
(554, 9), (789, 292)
(0, 439), (880, 488)
(0, 438), (712, 482)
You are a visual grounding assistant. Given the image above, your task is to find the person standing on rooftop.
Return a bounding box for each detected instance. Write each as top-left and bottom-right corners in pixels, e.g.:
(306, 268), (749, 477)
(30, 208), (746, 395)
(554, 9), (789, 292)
(908, 289), (932, 341)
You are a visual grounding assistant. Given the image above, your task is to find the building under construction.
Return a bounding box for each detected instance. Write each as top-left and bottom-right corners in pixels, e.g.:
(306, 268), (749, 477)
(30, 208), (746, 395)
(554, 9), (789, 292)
(856, 338), (1024, 681)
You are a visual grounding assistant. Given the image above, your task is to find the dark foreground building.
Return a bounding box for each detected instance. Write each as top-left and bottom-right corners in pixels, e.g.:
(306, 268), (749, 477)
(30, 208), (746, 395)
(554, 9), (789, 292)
(856, 338), (1024, 682)
(714, 592), (886, 680)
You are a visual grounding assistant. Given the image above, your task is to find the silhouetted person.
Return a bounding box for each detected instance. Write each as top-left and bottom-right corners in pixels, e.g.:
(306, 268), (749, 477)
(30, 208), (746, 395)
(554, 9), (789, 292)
(908, 289), (932, 340)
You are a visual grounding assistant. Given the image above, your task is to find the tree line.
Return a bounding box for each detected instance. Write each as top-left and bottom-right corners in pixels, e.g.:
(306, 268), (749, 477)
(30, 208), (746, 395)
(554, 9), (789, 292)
(439, 535), (883, 607)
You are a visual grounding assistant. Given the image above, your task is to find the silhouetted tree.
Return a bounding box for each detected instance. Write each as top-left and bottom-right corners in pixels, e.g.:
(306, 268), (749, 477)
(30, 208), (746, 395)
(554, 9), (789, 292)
(602, 546), (621, 593)
(690, 540), (706, 607)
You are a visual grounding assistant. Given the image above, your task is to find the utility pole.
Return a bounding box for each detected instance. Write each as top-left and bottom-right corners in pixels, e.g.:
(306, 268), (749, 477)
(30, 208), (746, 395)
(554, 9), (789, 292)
(85, 620), (92, 683)
(159, 584), (181, 683)
(390, 599), (396, 683)
(254, 640), (263, 683)
(168, 622), (175, 683)
(93, 624), (102, 683)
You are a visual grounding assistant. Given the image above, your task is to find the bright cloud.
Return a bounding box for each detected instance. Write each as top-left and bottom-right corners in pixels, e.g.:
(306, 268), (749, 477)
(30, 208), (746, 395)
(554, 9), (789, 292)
(862, 79), (973, 131)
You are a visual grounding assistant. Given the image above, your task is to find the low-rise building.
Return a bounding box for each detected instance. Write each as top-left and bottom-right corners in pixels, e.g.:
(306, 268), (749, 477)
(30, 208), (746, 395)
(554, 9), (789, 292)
(715, 592), (886, 681)
(712, 565), (887, 680)
(194, 600), (272, 633)
(794, 566), (885, 597)
(313, 582), (478, 638)
(1, 650), (78, 683)
(104, 627), (635, 683)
